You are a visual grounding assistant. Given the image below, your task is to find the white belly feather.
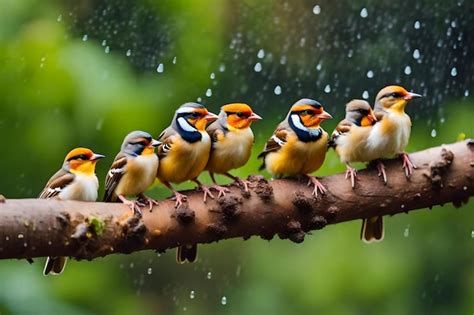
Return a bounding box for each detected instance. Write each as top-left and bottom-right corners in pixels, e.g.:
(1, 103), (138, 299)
(59, 174), (99, 201)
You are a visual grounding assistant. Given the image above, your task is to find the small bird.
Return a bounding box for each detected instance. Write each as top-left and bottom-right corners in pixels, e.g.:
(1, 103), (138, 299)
(39, 147), (104, 275)
(258, 98), (332, 196)
(205, 103), (262, 197)
(331, 99), (377, 187)
(156, 102), (218, 263)
(103, 131), (160, 216)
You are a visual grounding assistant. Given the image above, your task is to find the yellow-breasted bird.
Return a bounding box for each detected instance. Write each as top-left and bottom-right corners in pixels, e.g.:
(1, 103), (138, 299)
(156, 102), (218, 263)
(331, 99), (377, 187)
(258, 98), (332, 196)
(103, 131), (160, 216)
(205, 103), (262, 196)
(39, 147), (104, 275)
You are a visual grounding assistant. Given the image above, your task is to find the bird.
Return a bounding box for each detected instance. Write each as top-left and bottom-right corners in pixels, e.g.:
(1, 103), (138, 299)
(258, 98), (332, 196)
(205, 103), (262, 197)
(331, 99), (378, 187)
(103, 131), (160, 216)
(156, 102), (218, 263)
(39, 147), (104, 275)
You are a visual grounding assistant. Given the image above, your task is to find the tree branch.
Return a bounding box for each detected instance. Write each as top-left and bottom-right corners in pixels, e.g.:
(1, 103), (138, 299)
(0, 140), (473, 261)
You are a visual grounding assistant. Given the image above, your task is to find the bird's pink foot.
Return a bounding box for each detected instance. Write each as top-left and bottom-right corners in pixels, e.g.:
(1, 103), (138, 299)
(209, 185), (230, 198)
(234, 177), (252, 192)
(199, 185), (215, 203)
(118, 195), (142, 217)
(307, 176), (327, 197)
(376, 161), (387, 184)
(345, 165), (357, 188)
(137, 195), (159, 211)
(400, 153), (416, 177)
(172, 192), (188, 208)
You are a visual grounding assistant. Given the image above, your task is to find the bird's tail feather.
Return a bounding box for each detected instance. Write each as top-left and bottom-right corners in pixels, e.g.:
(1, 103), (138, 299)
(360, 216), (384, 243)
(43, 256), (68, 276)
(176, 245), (198, 264)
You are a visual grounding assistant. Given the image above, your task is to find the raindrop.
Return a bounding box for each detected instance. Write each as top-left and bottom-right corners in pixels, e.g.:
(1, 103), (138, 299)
(189, 290), (195, 299)
(126, 49), (132, 57)
(360, 8), (368, 18)
(324, 84), (331, 93)
(440, 117), (445, 124)
(413, 49), (420, 59)
(104, 46), (110, 54)
(197, 97), (202, 102)
(18, 234), (24, 239)
(404, 226), (410, 237)
(219, 64), (226, 72)
(254, 62), (262, 72)
(274, 85), (282, 95)
(362, 91), (369, 99)
(206, 88), (212, 97)
(156, 63), (164, 73)
(129, 262), (134, 269)
(404, 65), (412, 75)
(257, 49), (265, 59)
(431, 129), (437, 138)
(221, 296), (227, 305)
(414, 21), (421, 29)
(101, 39), (107, 46)
(82, 34), (88, 41)
(207, 272), (212, 279)
(5, 236), (9, 241)
(57, 14), (62, 22)
(450, 67), (457, 77)
(210, 72), (216, 80)
(464, 89), (469, 97)
(463, 186), (467, 191)
(366, 70), (374, 78)
(312, 5), (321, 15)
(471, 231), (474, 238)
(147, 267), (152, 275)
(172, 56), (177, 64)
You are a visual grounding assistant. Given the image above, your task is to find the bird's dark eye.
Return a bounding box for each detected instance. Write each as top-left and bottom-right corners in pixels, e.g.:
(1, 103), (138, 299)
(236, 112), (245, 118)
(189, 112), (200, 118)
(358, 109), (368, 115)
(69, 154), (88, 161)
(313, 104), (322, 109)
(390, 92), (401, 98)
(301, 110), (314, 116)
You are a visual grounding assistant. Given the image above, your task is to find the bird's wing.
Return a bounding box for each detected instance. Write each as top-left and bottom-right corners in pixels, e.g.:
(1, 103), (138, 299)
(257, 122), (290, 160)
(38, 169), (75, 199)
(206, 121), (226, 150)
(157, 127), (176, 159)
(329, 119), (353, 149)
(103, 153), (128, 202)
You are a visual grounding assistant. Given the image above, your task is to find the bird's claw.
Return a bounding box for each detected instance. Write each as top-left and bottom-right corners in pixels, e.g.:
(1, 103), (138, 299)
(199, 185), (215, 203)
(210, 185), (230, 198)
(376, 161), (387, 184)
(401, 153), (416, 177)
(137, 195), (159, 211)
(345, 166), (357, 188)
(307, 176), (327, 197)
(172, 192), (188, 208)
(119, 196), (142, 217)
(234, 177), (252, 192)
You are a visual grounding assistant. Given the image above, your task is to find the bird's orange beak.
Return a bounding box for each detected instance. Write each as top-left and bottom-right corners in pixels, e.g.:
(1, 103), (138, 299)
(248, 112), (263, 122)
(90, 153), (105, 161)
(204, 112), (219, 122)
(404, 92), (422, 100)
(318, 110), (333, 121)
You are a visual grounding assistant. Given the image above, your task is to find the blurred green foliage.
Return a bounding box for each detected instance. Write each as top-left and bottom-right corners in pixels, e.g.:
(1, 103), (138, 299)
(0, 0), (473, 314)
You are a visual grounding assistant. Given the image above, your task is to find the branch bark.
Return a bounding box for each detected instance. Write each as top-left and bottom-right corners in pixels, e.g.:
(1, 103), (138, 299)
(0, 140), (473, 261)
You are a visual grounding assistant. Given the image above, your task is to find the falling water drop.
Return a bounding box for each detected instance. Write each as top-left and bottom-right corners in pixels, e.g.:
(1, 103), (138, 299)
(257, 49), (265, 59)
(101, 39), (107, 46)
(57, 14), (62, 22)
(82, 34), (88, 41)
(360, 8), (368, 18)
(221, 296), (227, 305)
(274, 85), (282, 95)
(206, 88), (212, 97)
(414, 21), (421, 29)
(404, 65), (412, 75)
(104, 46), (110, 54)
(413, 49), (420, 59)
(362, 91), (369, 99)
(172, 56), (177, 64)
(219, 64), (226, 72)
(207, 272), (212, 279)
(324, 84), (331, 93)
(156, 63), (164, 73)
(404, 226), (410, 237)
(366, 70), (374, 78)
(210, 72), (216, 80)
(464, 89), (469, 97)
(126, 49), (132, 57)
(316, 63), (322, 71)
(147, 268), (152, 275)
(312, 5), (321, 15)
(254, 62), (262, 72)
(431, 129), (437, 138)
(450, 67), (457, 77)
(189, 290), (195, 299)
(471, 231), (474, 238)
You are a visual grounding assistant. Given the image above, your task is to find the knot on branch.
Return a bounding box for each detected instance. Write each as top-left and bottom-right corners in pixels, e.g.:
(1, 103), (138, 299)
(249, 175), (273, 201)
(120, 216), (147, 250)
(175, 205), (195, 224)
(278, 220), (305, 243)
(428, 148), (454, 188)
(56, 212), (71, 229)
(217, 195), (242, 222)
(309, 215), (328, 230)
(206, 223), (228, 240)
(292, 192), (315, 213)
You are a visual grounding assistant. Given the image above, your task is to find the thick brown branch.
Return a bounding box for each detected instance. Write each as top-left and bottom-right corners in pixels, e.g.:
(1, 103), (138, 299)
(0, 140), (473, 261)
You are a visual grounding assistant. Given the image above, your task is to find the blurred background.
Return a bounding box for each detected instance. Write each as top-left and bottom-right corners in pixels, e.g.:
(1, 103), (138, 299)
(0, 0), (473, 314)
